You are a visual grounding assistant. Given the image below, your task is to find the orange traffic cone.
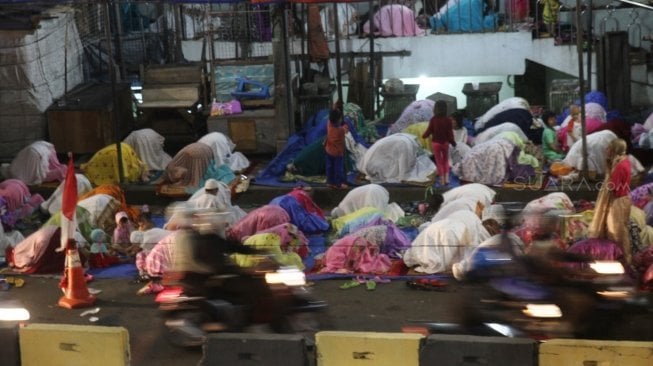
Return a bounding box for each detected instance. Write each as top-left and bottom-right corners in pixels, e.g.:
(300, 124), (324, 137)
(58, 239), (96, 309)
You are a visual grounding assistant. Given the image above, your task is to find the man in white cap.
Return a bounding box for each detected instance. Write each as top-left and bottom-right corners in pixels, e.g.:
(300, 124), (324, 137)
(188, 179), (228, 211)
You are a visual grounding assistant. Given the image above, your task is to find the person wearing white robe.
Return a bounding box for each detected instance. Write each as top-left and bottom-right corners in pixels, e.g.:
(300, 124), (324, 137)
(197, 132), (250, 172)
(123, 128), (172, 171)
(40, 174), (92, 215)
(8, 141), (66, 185)
(451, 232), (525, 280)
(442, 183), (496, 208)
(356, 133), (436, 184)
(403, 210), (491, 274)
(419, 197), (482, 232)
(331, 183), (405, 222)
(474, 97), (530, 131)
(473, 122), (529, 146)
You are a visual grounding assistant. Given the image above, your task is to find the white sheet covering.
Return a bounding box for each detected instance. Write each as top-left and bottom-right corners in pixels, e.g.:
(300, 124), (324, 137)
(40, 174), (92, 215)
(357, 133), (436, 184)
(197, 132), (250, 172)
(403, 210), (491, 274)
(442, 183), (496, 208)
(473, 122), (528, 145)
(331, 183), (405, 222)
(474, 97), (530, 131)
(9, 141), (62, 185)
(562, 130), (617, 175)
(124, 129), (172, 171)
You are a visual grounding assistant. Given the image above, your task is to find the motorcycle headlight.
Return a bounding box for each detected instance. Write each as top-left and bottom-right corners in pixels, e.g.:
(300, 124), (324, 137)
(522, 304), (562, 318)
(589, 261), (625, 275)
(265, 267), (306, 286)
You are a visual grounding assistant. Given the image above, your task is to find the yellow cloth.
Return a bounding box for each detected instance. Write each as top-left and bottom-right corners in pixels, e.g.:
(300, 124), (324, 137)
(232, 233), (305, 270)
(81, 143), (145, 186)
(330, 206), (385, 235)
(402, 122), (430, 151)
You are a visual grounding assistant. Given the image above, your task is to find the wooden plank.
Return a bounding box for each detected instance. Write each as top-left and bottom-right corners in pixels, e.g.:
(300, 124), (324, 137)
(144, 64), (202, 85)
(141, 85), (199, 105)
(228, 119), (257, 151)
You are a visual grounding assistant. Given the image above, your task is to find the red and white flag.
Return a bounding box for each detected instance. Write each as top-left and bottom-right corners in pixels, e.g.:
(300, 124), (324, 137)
(60, 153), (77, 250)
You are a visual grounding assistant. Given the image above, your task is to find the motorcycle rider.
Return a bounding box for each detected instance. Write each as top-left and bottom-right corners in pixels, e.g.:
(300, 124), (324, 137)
(168, 210), (289, 331)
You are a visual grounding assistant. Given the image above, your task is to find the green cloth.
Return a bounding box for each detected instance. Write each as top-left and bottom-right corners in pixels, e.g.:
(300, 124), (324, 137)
(45, 206), (94, 243)
(542, 127), (565, 161)
(497, 131), (539, 168)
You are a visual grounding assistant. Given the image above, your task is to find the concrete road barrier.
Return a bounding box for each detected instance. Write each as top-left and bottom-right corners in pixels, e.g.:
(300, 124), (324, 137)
(539, 338), (653, 366)
(0, 323), (20, 366)
(316, 331), (424, 366)
(420, 334), (538, 366)
(19, 323), (130, 366)
(200, 333), (312, 366)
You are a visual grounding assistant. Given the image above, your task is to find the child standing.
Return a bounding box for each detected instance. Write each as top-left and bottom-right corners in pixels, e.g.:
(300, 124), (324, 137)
(324, 108), (349, 189)
(422, 100), (457, 186)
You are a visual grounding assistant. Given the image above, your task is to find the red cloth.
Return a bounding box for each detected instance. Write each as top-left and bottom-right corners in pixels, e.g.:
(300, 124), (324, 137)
(288, 188), (325, 219)
(422, 116), (456, 145)
(89, 253), (120, 268)
(609, 158), (631, 198)
(325, 120), (348, 157)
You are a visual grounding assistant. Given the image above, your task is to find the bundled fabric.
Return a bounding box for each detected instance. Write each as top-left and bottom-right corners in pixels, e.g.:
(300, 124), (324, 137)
(8, 141), (66, 185)
(123, 128), (172, 171)
(363, 4), (426, 37)
(403, 210), (491, 274)
(81, 143), (146, 186)
(430, 0), (497, 32)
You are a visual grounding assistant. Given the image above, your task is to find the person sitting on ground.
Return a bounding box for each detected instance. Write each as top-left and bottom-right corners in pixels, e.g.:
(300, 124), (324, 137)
(112, 211), (140, 257)
(136, 206), (155, 231)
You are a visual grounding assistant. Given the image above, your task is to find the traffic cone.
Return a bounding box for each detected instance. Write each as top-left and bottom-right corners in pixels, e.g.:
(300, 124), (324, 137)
(58, 239), (96, 309)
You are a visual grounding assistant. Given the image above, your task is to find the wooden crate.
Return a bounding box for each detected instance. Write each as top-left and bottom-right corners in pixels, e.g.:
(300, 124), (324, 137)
(47, 82), (134, 154)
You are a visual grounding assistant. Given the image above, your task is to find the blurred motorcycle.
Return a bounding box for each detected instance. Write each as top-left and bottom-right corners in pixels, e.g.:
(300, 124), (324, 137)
(156, 257), (329, 347)
(405, 205), (651, 340)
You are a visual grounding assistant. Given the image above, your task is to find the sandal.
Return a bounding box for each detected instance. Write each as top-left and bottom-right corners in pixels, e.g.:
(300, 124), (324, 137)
(339, 280), (361, 290)
(366, 280), (376, 291)
(406, 278), (448, 291)
(5, 277), (25, 288)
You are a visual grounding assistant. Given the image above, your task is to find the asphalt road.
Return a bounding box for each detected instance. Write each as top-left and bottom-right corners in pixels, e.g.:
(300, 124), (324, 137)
(7, 275), (462, 366)
(6, 273), (653, 366)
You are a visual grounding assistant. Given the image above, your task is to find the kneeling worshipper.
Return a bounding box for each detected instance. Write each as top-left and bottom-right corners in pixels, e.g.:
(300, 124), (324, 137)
(158, 142), (234, 191)
(442, 183), (496, 209)
(319, 234), (392, 275)
(475, 97), (531, 131)
(165, 179), (246, 230)
(453, 137), (535, 186)
(123, 128), (172, 172)
(40, 174), (92, 215)
(232, 223), (309, 270)
(197, 132), (250, 172)
(402, 210), (497, 274)
(330, 183), (404, 222)
(0, 179), (44, 229)
(78, 184), (139, 222)
(8, 140), (66, 185)
(81, 143), (149, 186)
(132, 227), (172, 280)
(386, 99), (434, 135)
(226, 205), (291, 242)
(269, 190), (329, 235)
(420, 196), (485, 232)
(7, 225), (87, 274)
(451, 230), (525, 280)
(357, 133), (436, 184)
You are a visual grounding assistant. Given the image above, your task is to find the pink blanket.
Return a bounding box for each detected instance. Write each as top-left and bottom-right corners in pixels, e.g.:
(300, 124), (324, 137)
(363, 5), (426, 37)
